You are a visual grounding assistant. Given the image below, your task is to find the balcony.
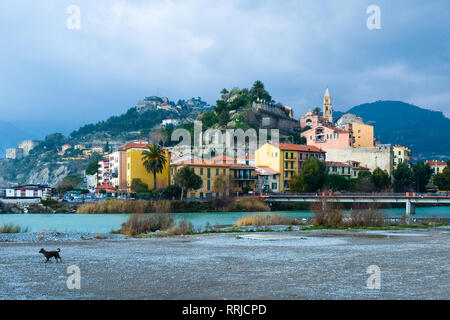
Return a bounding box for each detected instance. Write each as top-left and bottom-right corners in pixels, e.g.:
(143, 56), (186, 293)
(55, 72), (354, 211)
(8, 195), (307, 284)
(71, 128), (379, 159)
(232, 176), (257, 181)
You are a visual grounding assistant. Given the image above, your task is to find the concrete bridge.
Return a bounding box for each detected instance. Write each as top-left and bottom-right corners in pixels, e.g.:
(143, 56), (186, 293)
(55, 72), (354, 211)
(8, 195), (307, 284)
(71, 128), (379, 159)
(258, 192), (450, 219)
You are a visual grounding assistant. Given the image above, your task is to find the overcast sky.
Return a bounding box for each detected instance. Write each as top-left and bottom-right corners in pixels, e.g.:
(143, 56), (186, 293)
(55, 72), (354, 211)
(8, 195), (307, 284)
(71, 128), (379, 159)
(1, 0), (449, 134)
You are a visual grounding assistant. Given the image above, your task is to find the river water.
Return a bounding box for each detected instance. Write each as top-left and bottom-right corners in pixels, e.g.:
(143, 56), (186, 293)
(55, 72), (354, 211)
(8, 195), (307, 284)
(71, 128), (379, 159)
(0, 207), (449, 233)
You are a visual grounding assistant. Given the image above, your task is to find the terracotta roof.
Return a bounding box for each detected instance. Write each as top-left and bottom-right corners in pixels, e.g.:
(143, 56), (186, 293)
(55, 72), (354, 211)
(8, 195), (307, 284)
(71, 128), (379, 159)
(325, 161), (352, 168)
(237, 154), (255, 160)
(96, 184), (116, 191)
(425, 160), (447, 166)
(354, 166), (370, 170)
(256, 166), (279, 175)
(118, 142), (153, 151)
(211, 155), (236, 162)
(272, 142), (325, 153)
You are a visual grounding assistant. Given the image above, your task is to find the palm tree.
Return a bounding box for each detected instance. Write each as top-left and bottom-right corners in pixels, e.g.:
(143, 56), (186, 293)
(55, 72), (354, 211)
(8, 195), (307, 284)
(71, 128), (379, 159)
(141, 145), (168, 190)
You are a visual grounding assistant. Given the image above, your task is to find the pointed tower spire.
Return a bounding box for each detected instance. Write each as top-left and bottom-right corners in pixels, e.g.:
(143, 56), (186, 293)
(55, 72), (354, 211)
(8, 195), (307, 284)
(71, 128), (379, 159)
(323, 87), (333, 123)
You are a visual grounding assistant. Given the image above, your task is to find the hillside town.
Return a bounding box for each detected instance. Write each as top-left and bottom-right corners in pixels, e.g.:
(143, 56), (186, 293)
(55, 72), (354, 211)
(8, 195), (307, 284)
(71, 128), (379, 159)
(2, 88), (447, 204)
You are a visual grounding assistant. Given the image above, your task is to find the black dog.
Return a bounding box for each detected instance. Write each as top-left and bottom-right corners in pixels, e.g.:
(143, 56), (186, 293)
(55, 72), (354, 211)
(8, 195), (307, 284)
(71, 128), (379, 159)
(39, 248), (62, 262)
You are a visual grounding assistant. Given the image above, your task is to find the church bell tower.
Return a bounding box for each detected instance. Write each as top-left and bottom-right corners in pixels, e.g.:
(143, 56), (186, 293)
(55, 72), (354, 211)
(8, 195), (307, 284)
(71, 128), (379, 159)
(323, 88), (333, 123)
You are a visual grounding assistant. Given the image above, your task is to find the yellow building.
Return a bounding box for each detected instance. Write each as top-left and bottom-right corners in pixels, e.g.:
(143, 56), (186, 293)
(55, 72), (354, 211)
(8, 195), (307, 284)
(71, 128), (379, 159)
(393, 145), (412, 168)
(255, 142), (326, 192)
(351, 122), (374, 148)
(123, 141), (171, 191)
(170, 161), (256, 199)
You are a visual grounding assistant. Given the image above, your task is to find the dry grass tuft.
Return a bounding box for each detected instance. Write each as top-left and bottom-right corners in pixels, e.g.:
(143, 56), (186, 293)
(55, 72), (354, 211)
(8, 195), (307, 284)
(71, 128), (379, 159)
(119, 213), (174, 236)
(345, 209), (385, 227)
(77, 199), (152, 214)
(161, 219), (195, 236)
(0, 223), (29, 233)
(226, 198), (270, 212)
(310, 201), (344, 228)
(235, 213), (301, 227)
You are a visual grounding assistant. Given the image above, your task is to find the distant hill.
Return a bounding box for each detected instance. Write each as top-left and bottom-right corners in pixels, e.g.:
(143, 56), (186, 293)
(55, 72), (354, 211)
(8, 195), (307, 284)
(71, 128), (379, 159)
(70, 96), (211, 142)
(336, 101), (450, 161)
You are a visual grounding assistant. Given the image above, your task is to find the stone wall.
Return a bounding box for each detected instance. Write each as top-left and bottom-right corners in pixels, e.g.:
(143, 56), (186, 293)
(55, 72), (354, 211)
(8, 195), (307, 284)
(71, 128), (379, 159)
(325, 145), (393, 175)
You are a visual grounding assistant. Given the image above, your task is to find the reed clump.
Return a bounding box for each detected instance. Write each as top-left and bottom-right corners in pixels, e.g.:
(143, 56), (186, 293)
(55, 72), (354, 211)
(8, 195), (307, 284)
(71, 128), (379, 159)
(310, 201), (386, 228)
(77, 199), (173, 214)
(0, 223), (29, 233)
(161, 219), (195, 236)
(119, 213), (174, 236)
(235, 214), (301, 227)
(310, 201), (344, 228)
(226, 198), (270, 212)
(345, 208), (385, 227)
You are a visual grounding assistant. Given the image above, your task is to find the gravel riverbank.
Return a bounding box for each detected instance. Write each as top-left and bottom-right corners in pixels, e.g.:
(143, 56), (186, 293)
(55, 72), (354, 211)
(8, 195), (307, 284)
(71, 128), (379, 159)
(0, 227), (449, 299)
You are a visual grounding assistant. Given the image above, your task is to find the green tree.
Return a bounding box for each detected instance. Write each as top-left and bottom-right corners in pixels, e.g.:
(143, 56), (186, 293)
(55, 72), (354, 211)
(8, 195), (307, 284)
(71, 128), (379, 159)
(326, 174), (349, 192)
(433, 162), (450, 193)
(174, 166), (203, 200)
(392, 162), (414, 192)
(290, 158), (327, 193)
(412, 162), (433, 193)
(312, 107), (321, 116)
(200, 110), (217, 129)
(161, 185), (182, 199)
(372, 167), (391, 192)
(131, 178), (149, 193)
(350, 171), (375, 192)
(250, 80), (272, 102)
(54, 174), (83, 194)
(141, 145), (168, 190)
(85, 158), (101, 175)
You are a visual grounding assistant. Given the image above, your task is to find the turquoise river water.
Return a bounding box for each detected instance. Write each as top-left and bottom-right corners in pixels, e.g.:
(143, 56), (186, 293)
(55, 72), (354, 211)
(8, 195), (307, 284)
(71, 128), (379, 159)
(0, 207), (449, 233)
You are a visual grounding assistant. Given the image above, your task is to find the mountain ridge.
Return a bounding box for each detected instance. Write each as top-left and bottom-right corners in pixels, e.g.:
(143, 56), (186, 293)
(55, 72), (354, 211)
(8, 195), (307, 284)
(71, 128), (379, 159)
(335, 100), (450, 160)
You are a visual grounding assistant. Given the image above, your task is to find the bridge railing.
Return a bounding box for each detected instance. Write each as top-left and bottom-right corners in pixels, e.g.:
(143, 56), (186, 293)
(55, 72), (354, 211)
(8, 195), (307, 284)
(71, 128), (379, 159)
(257, 192), (449, 198)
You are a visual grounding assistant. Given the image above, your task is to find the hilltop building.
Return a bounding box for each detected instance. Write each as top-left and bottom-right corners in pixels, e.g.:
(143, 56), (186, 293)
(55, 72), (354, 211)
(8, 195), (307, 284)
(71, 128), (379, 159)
(5, 148), (24, 160)
(301, 124), (353, 150)
(300, 89), (375, 149)
(335, 114), (374, 148)
(18, 140), (39, 156)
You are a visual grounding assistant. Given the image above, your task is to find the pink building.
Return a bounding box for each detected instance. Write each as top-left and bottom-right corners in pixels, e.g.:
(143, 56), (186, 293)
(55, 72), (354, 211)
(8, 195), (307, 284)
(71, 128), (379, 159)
(301, 124), (353, 150)
(57, 144), (72, 156)
(299, 112), (332, 129)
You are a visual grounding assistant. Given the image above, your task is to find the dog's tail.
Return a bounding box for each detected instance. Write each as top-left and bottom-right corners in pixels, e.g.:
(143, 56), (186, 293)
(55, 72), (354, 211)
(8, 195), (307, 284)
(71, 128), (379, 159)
(57, 248), (61, 252)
